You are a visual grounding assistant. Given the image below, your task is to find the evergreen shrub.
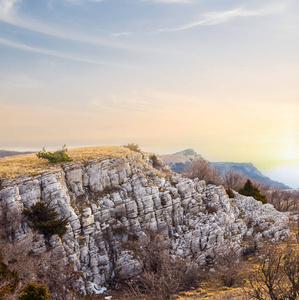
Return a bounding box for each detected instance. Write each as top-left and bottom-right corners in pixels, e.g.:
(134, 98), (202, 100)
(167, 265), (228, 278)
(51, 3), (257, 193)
(36, 145), (73, 163)
(19, 282), (51, 300)
(238, 180), (267, 204)
(22, 202), (68, 240)
(122, 143), (141, 153)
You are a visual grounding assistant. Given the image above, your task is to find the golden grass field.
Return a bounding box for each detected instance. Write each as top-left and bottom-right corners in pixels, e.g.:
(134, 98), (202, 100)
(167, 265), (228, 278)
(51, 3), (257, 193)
(0, 146), (131, 179)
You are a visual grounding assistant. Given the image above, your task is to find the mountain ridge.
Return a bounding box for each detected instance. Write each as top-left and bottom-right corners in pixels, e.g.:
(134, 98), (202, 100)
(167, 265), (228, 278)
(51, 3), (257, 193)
(161, 149), (291, 190)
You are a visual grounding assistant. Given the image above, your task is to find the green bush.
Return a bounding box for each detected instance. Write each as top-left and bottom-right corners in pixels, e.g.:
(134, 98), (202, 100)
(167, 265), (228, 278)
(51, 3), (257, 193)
(226, 188), (235, 198)
(238, 180), (267, 204)
(19, 282), (51, 300)
(22, 202), (68, 240)
(36, 145), (73, 163)
(122, 143), (141, 153)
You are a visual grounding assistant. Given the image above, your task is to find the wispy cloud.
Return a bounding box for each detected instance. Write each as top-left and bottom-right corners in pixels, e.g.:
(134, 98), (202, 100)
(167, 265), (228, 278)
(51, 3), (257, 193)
(0, 37), (126, 67)
(0, 0), (20, 20)
(0, 0), (144, 51)
(64, 0), (104, 4)
(111, 32), (132, 37)
(158, 4), (286, 32)
(144, 0), (191, 3)
(90, 88), (198, 112)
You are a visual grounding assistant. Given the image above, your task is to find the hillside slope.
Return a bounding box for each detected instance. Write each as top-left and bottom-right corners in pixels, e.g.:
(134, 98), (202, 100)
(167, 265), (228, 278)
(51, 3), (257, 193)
(0, 147), (289, 297)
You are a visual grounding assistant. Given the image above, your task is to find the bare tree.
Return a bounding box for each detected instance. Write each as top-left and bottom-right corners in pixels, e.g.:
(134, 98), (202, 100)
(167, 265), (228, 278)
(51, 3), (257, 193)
(213, 247), (246, 287)
(247, 246), (299, 300)
(188, 158), (222, 185)
(223, 169), (246, 191)
(266, 190), (297, 212)
(122, 230), (202, 299)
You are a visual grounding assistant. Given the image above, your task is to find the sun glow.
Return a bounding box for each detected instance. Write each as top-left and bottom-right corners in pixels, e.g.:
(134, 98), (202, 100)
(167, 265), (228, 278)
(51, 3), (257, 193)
(282, 144), (298, 162)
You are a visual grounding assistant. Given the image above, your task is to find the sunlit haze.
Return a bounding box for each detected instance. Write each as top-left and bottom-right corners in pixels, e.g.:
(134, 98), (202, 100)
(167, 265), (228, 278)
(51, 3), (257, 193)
(0, 0), (298, 187)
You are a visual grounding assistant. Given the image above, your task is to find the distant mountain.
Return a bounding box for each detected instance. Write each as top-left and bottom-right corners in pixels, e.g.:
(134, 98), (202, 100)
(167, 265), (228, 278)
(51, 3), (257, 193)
(161, 149), (291, 190)
(0, 150), (34, 158)
(161, 148), (202, 173)
(211, 162), (291, 190)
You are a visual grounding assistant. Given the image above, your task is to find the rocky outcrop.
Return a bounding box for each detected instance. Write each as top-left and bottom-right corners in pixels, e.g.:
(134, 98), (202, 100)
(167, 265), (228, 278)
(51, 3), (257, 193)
(0, 152), (289, 294)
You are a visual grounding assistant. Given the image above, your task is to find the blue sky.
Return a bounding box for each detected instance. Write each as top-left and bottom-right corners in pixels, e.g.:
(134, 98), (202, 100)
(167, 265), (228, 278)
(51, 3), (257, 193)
(0, 0), (299, 186)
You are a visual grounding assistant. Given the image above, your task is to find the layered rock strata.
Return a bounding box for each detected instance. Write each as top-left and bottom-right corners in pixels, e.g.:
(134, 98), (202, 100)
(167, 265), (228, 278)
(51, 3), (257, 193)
(0, 153), (289, 294)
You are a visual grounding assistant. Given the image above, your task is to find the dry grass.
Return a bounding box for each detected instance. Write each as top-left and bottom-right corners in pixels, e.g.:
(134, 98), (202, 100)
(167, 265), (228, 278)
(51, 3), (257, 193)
(0, 146), (131, 179)
(173, 285), (247, 300)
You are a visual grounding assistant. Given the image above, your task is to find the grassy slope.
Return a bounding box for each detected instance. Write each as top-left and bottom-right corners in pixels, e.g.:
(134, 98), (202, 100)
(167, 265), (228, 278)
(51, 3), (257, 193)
(0, 146), (131, 179)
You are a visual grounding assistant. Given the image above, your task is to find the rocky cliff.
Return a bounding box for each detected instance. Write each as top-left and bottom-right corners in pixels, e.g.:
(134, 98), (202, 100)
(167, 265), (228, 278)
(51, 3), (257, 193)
(0, 151), (289, 295)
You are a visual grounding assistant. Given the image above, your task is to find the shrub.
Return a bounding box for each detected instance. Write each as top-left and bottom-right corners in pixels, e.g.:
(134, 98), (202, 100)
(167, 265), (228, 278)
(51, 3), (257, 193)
(187, 158), (222, 186)
(122, 143), (141, 153)
(122, 230), (202, 299)
(238, 180), (267, 204)
(226, 188), (235, 198)
(0, 254), (20, 300)
(213, 248), (245, 287)
(247, 247), (299, 300)
(36, 145), (73, 163)
(150, 154), (161, 169)
(22, 202), (68, 241)
(19, 282), (51, 300)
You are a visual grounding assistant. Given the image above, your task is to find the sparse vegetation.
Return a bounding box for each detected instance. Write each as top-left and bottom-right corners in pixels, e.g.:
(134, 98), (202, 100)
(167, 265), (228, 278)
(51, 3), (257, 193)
(22, 202), (68, 241)
(122, 230), (203, 299)
(0, 253), (20, 300)
(239, 180), (267, 204)
(0, 146), (131, 178)
(122, 143), (141, 153)
(213, 248), (245, 287)
(36, 145), (73, 163)
(247, 246), (299, 300)
(18, 282), (51, 300)
(188, 158), (222, 185)
(266, 189), (299, 212)
(150, 154), (161, 169)
(226, 188), (235, 198)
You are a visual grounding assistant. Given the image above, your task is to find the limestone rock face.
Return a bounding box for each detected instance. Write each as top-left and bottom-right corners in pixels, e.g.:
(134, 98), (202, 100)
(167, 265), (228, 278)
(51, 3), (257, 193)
(0, 152), (289, 294)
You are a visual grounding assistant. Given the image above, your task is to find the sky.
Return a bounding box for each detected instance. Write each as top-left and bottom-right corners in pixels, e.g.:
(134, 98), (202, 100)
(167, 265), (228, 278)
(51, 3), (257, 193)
(0, 0), (299, 187)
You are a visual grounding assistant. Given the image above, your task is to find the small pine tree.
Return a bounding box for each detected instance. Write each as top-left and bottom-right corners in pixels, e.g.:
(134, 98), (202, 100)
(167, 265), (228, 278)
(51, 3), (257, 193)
(19, 282), (51, 300)
(238, 180), (267, 204)
(122, 143), (141, 153)
(36, 145), (73, 163)
(23, 202), (68, 240)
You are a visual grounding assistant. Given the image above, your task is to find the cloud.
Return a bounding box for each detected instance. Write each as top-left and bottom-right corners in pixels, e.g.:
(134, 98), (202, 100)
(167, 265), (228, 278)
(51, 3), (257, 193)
(90, 88), (199, 113)
(0, 37), (126, 67)
(158, 4), (286, 32)
(0, 1), (143, 51)
(0, 0), (21, 20)
(64, 0), (104, 4)
(111, 32), (132, 37)
(144, 0), (191, 3)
